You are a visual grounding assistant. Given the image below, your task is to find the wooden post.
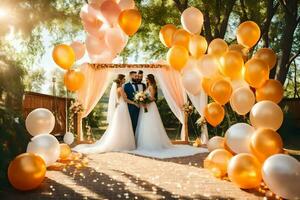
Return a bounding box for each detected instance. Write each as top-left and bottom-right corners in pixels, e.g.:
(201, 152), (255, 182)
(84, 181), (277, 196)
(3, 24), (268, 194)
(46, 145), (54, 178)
(76, 112), (84, 143)
(184, 112), (189, 143)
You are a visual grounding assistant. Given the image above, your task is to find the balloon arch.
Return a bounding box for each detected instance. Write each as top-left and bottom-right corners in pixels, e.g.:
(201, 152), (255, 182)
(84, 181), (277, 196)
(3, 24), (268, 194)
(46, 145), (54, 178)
(75, 62), (208, 144)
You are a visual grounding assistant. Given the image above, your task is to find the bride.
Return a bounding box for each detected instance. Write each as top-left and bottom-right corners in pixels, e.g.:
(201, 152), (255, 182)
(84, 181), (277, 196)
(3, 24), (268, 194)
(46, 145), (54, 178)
(134, 74), (203, 158)
(73, 74), (136, 154)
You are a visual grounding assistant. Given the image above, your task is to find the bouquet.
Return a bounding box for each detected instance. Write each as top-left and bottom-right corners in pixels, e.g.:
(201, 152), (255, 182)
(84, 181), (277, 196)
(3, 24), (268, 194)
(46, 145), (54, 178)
(134, 91), (152, 112)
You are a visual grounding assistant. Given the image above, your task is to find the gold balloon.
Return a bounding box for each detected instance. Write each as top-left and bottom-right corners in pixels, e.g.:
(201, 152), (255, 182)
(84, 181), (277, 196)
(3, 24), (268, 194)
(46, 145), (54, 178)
(250, 100), (283, 131)
(64, 70), (85, 91)
(204, 149), (233, 178)
(253, 48), (277, 69)
(159, 24), (177, 48)
(118, 9), (142, 36)
(237, 21), (261, 48)
(208, 38), (228, 58)
(189, 34), (207, 58)
(197, 54), (220, 77)
(59, 143), (72, 160)
(167, 45), (189, 71)
(210, 79), (233, 105)
(230, 87), (255, 115)
(219, 51), (244, 79)
(52, 44), (75, 70)
(204, 102), (225, 127)
(229, 44), (249, 61)
(172, 28), (190, 49)
(244, 58), (269, 88)
(8, 153), (46, 191)
(256, 79), (283, 103)
(250, 128), (283, 162)
(227, 153), (262, 189)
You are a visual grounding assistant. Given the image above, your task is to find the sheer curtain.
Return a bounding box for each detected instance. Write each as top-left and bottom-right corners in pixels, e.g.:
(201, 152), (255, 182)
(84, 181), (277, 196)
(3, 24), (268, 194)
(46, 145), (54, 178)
(187, 90), (209, 144)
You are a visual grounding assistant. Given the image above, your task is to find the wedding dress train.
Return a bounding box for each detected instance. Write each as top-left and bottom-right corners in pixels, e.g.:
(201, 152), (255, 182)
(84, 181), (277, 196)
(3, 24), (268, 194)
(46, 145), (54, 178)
(131, 89), (207, 159)
(73, 85), (136, 154)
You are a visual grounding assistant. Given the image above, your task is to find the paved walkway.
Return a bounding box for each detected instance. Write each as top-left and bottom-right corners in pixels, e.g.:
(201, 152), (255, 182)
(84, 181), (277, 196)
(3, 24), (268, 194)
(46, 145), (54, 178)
(2, 152), (265, 200)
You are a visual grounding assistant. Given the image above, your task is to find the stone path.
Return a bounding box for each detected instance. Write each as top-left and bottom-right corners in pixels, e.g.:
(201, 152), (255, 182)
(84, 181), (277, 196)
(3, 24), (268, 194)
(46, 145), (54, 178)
(2, 152), (265, 200)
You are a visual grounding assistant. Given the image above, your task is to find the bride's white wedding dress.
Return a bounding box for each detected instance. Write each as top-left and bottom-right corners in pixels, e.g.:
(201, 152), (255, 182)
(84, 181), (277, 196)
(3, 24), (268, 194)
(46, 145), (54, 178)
(131, 88), (207, 159)
(73, 86), (136, 154)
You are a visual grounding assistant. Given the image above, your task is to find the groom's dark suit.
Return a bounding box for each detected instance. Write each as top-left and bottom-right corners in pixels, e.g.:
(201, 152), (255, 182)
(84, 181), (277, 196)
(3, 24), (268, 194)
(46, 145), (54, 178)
(124, 81), (145, 134)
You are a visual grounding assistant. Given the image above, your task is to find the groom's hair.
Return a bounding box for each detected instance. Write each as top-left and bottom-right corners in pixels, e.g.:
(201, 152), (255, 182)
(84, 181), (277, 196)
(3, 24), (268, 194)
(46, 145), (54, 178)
(129, 71), (136, 75)
(138, 70), (143, 75)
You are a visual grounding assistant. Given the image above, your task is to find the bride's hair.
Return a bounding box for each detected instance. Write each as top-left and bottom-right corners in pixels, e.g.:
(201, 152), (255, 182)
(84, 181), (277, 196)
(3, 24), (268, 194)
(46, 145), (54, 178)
(147, 74), (158, 100)
(114, 74), (125, 88)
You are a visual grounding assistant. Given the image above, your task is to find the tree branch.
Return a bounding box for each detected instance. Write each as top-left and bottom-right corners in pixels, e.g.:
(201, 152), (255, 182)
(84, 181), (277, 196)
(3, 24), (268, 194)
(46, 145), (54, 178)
(287, 49), (300, 67)
(173, 0), (188, 13)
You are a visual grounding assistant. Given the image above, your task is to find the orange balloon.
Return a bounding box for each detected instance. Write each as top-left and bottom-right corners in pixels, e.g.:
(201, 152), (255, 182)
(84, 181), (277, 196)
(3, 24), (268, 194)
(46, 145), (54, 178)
(219, 51), (244, 79)
(172, 28), (190, 49)
(52, 44), (75, 70)
(254, 48), (277, 69)
(210, 79), (233, 105)
(204, 149), (233, 178)
(229, 44), (249, 61)
(118, 9), (142, 36)
(256, 79), (283, 103)
(159, 24), (177, 48)
(208, 38), (228, 57)
(167, 45), (189, 71)
(237, 21), (261, 48)
(8, 153), (46, 191)
(59, 143), (72, 160)
(204, 102), (225, 127)
(250, 128), (283, 162)
(244, 58), (269, 88)
(201, 77), (213, 95)
(189, 34), (207, 58)
(64, 70), (85, 91)
(228, 153), (262, 189)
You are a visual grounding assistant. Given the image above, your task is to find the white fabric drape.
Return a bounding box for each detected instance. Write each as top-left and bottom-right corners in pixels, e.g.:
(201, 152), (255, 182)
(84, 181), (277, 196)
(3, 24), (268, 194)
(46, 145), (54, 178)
(107, 82), (118, 124)
(187, 89), (209, 144)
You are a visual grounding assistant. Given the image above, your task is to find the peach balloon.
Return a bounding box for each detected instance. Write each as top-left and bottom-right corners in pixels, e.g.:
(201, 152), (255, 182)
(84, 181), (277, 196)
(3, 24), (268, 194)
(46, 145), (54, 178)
(100, 0), (121, 26)
(105, 26), (128, 54)
(244, 58), (269, 88)
(70, 41), (85, 61)
(167, 45), (189, 71)
(118, 9), (142, 36)
(250, 100), (283, 131)
(229, 43), (249, 61)
(228, 153), (262, 189)
(82, 18), (104, 38)
(207, 136), (225, 152)
(208, 38), (228, 58)
(237, 21), (261, 48)
(204, 102), (225, 127)
(254, 48), (277, 69)
(86, 34), (106, 55)
(197, 54), (220, 77)
(230, 87), (255, 115)
(80, 4), (98, 23)
(159, 24), (177, 48)
(210, 79), (233, 105)
(250, 128), (283, 162)
(182, 67), (202, 95)
(181, 7), (204, 34)
(204, 149), (233, 178)
(219, 51), (244, 79)
(59, 143), (72, 160)
(231, 79), (249, 91)
(52, 44), (75, 70)
(189, 34), (207, 58)
(118, 0), (135, 10)
(8, 153), (46, 191)
(172, 29), (190, 49)
(256, 79), (283, 103)
(64, 70), (85, 92)
(89, 51), (117, 63)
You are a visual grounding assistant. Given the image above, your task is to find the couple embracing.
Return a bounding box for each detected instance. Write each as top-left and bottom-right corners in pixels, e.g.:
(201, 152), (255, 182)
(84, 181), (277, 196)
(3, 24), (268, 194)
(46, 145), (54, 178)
(73, 71), (173, 154)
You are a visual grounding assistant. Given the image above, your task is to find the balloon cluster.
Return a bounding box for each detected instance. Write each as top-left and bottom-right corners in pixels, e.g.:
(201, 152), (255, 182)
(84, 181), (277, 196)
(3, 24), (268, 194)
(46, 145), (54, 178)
(52, 0), (142, 92)
(8, 108), (73, 191)
(160, 6), (299, 199)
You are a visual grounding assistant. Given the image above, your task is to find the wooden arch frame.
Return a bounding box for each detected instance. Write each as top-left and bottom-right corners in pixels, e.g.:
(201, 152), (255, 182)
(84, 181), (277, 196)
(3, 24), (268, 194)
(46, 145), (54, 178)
(77, 63), (189, 144)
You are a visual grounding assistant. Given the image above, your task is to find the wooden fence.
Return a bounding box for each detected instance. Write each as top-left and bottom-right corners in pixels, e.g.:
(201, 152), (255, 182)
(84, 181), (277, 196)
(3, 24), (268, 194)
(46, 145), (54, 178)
(22, 92), (74, 136)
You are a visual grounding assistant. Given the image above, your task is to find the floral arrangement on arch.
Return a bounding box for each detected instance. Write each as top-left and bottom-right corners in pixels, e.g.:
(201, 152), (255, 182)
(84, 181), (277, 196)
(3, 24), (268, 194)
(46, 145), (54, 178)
(182, 103), (194, 115)
(68, 101), (84, 134)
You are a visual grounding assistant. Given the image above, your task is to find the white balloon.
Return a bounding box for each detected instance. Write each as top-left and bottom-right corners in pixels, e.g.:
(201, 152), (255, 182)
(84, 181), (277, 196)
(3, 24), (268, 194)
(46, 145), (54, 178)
(231, 79), (249, 91)
(63, 132), (75, 145)
(262, 154), (300, 200)
(25, 108), (55, 136)
(181, 7), (204, 34)
(225, 123), (255, 154)
(182, 65), (202, 96)
(207, 136), (225, 152)
(26, 134), (60, 166)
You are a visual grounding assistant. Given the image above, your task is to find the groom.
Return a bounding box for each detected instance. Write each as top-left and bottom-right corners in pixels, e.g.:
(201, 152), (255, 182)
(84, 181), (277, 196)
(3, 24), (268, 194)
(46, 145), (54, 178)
(124, 71), (146, 134)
